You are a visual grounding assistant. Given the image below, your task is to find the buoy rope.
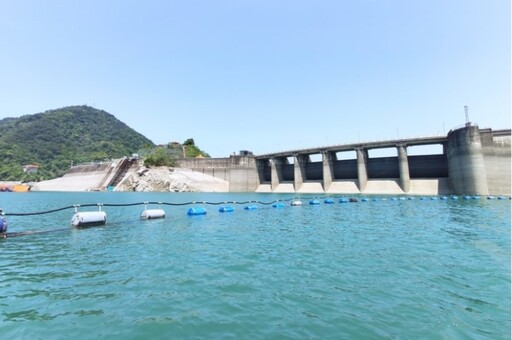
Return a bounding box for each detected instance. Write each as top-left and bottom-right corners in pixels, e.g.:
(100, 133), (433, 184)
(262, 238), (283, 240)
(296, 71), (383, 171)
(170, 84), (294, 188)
(3, 197), (302, 216)
(5, 194), (502, 217)
(6, 205), (77, 216)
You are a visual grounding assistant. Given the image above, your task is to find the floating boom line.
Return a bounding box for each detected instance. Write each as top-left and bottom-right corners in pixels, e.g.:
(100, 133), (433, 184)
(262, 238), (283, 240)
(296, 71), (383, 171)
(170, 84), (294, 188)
(4, 198), (298, 217)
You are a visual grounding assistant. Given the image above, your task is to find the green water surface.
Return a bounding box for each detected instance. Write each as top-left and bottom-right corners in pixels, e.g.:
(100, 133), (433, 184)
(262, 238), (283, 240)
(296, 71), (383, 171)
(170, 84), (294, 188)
(0, 192), (510, 339)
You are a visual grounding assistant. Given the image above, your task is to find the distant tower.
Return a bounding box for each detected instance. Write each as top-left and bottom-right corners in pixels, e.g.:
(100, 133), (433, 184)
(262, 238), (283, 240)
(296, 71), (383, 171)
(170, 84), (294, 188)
(464, 105), (470, 126)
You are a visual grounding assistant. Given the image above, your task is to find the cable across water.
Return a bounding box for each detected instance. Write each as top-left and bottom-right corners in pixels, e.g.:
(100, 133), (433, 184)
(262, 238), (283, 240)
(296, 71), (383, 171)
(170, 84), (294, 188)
(3, 194), (507, 217)
(3, 197), (298, 217)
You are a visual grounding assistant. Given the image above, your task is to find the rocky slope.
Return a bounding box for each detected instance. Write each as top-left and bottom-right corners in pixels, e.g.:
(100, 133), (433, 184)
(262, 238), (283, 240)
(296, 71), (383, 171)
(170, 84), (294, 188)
(116, 167), (229, 192)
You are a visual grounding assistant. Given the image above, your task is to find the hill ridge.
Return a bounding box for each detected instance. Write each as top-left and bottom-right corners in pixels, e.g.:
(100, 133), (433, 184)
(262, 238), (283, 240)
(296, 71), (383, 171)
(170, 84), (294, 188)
(0, 105), (155, 181)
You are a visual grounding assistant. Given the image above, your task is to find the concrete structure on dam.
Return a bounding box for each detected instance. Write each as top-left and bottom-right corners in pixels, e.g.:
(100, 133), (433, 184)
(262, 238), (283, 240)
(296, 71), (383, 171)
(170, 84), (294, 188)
(177, 124), (511, 196)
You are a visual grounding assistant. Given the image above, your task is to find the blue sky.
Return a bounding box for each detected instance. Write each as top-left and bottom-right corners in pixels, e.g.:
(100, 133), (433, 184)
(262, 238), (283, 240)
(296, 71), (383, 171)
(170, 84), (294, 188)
(0, 0), (510, 157)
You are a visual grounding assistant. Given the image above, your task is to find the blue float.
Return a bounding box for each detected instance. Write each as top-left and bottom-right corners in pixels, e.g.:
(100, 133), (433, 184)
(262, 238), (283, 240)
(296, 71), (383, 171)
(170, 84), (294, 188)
(272, 202), (285, 208)
(361, 198), (369, 202)
(324, 198), (334, 204)
(339, 198), (349, 203)
(187, 207), (207, 216)
(219, 206), (235, 213)
(309, 200), (320, 205)
(244, 205), (258, 210)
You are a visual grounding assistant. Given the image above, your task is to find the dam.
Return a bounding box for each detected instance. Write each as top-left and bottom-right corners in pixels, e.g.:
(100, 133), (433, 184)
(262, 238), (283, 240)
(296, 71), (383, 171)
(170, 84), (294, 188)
(35, 124), (510, 195)
(177, 124), (511, 196)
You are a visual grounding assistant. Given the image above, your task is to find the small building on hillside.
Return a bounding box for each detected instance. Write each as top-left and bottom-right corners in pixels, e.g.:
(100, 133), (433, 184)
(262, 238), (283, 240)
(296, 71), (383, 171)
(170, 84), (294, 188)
(23, 164), (39, 174)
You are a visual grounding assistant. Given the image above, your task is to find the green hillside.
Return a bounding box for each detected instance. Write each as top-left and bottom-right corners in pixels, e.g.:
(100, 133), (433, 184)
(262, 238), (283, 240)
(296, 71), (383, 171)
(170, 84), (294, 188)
(0, 106), (154, 181)
(139, 138), (211, 167)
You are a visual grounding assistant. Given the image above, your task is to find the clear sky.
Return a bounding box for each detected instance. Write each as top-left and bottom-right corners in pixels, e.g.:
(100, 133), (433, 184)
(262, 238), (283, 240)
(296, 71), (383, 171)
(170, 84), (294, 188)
(0, 0), (510, 157)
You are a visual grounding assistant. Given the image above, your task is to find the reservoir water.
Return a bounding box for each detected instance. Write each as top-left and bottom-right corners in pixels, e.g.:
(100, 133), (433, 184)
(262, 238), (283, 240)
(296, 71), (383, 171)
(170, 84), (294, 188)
(1, 192), (510, 339)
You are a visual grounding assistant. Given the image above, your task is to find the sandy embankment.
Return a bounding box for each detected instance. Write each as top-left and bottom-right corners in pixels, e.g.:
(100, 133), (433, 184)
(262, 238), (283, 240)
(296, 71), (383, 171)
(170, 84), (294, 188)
(32, 167), (229, 192)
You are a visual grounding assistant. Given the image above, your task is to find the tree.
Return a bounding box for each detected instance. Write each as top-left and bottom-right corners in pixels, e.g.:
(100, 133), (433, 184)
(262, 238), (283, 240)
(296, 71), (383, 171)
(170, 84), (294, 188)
(183, 138), (195, 146)
(143, 147), (176, 167)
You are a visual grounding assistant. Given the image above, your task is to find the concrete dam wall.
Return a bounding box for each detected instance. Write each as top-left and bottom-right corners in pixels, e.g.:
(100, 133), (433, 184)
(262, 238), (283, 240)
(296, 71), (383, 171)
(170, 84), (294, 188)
(175, 156), (260, 192)
(178, 125), (510, 196)
(42, 125), (509, 195)
(447, 126), (510, 196)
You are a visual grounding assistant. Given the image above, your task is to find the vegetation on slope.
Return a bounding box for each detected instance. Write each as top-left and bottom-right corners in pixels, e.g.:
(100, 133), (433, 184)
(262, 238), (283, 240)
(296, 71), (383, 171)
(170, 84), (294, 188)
(0, 106), (211, 181)
(140, 138), (210, 167)
(0, 106), (153, 181)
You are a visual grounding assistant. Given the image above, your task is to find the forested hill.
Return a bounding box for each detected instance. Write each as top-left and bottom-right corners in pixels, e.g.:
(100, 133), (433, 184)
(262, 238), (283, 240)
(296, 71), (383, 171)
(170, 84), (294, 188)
(0, 106), (155, 181)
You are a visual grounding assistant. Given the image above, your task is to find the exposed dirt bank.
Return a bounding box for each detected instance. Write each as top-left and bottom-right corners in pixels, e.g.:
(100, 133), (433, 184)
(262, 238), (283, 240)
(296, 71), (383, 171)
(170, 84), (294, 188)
(116, 167), (229, 192)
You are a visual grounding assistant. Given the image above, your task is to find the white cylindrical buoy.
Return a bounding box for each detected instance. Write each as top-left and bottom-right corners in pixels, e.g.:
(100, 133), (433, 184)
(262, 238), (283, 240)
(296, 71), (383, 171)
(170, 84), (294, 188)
(291, 200), (302, 206)
(71, 211), (107, 227)
(140, 209), (166, 220)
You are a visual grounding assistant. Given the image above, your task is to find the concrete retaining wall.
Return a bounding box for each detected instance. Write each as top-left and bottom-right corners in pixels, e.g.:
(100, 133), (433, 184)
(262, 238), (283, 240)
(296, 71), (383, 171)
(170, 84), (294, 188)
(447, 124), (489, 195)
(446, 125), (511, 195)
(176, 155), (260, 192)
(480, 129), (511, 195)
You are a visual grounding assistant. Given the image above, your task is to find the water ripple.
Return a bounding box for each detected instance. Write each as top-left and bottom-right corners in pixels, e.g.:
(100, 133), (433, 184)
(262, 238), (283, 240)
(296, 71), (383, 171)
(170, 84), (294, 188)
(0, 192), (509, 338)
